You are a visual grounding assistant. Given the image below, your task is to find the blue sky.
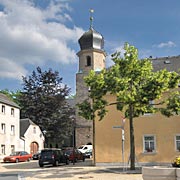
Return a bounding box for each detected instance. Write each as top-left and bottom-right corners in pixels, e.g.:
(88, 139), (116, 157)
(0, 0), (180, 95)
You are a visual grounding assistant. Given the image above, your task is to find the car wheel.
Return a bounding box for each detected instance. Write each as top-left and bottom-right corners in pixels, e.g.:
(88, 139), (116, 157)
(83, 157), (85, 162)
(39, 164), (43, 167)
(53, 160), (59, 166)
(27, 158), (31, 162)
(15, 159), (19, 163)
(66, 159), (69, 165)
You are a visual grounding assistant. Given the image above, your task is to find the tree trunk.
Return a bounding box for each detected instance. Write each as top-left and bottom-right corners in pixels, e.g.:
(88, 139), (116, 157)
(129, 104), (135, 170)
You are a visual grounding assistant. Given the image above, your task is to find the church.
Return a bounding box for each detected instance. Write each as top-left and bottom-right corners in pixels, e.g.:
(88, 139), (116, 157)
(75, 14), (180, 166)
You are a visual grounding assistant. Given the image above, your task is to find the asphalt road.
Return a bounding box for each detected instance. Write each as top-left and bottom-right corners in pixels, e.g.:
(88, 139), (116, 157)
(0, 159), (143, 180)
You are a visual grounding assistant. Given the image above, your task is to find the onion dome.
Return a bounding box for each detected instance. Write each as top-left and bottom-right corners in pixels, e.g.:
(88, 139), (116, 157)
(78, 27), (104, 51)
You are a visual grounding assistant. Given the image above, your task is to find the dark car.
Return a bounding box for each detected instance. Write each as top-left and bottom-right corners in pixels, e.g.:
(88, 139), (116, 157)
(38, 148), (69, 167)
(64, 149), (85, 163)
(3, 151), (32, 163)
(32, 151), (41, 160)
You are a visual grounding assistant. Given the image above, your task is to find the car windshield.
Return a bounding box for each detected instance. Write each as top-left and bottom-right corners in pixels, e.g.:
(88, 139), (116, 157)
(65, 150), (72, 155)
(41, 150), (52, 157)
(10, 152), (21, 156)
(78, 146), (83, 149)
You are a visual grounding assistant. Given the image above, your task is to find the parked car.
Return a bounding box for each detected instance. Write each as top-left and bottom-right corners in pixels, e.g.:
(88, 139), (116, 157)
(84, 149), (92, 158)
(32, 151), (41, 160)
(64, 149), (85, 162)
(78, 145), (92, 154)
(3, 151), (32, 163)
(38, 148), (69, 167)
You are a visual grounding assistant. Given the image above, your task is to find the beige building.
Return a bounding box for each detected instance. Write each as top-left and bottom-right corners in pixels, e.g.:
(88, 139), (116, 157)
(0, 93), (44, 160)
(0, 93), (20, 160)
(75, 23), (180, 165)
(20, 118), (44, 155)
(95, 93), (180, 166)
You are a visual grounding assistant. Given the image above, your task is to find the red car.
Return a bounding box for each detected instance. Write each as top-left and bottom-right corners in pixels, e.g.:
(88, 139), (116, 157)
(3, 151), (32, 163)
(64, 149), (85, 163)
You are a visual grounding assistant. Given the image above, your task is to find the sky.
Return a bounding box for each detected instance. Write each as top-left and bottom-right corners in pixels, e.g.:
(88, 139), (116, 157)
(0, 0), (180, 95)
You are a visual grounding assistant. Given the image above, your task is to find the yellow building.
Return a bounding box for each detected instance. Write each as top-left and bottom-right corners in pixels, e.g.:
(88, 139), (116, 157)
(76, 17), (180, 166)
(95, 93), (180, 166)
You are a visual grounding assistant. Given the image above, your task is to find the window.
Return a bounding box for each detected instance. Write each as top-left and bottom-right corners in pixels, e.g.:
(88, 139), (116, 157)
(1, 123), (6, 134)
(144, 100), (154, 115)
(143, 135), (156, 153)
(1, 145), (5, 155)
(86, 56), (91, 66)
(11, 125), (15, 135)
(11, 145), (15, 153)
(1, 105), (5, 114)
(33, 127), (36, 134)
(11, 108), (14, 116)
(175, 135), (180, 151)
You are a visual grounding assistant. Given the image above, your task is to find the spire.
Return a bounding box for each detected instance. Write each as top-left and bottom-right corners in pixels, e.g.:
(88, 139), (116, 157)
(89, 8), (94, 29)
(78, 8), (104, 51)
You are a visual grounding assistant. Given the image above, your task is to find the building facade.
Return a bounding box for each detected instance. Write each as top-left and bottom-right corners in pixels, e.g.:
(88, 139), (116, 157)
(75, 26), (106, 147)
(19, 118), (44, 154)
(94, 53), (180, 166)
(0, 93), (45, 160)
(75, 23), (180, 165)
(0, 93), (20, 160)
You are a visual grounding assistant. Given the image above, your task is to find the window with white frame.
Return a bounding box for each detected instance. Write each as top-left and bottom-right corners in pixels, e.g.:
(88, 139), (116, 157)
(143, 135), (156, 152)
(1, 123), (6, 134)
(11, 145), (15, 153)
(11, 108), (15, 116)
(1, 105), (5, 114)
(1, 145), (5, 155)
(11, 125), (15, 135)
(144, 100), (154, 115)
(175, 135), (180, 151)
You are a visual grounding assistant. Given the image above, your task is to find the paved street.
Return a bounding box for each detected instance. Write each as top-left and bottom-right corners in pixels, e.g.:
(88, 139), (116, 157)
(0, 160), (143, 180)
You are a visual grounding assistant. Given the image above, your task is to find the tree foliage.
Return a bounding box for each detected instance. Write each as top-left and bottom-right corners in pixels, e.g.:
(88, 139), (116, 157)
(0, 89), (21, 105)
(78, 43), (180, 170)
(18, 67), (74, 143)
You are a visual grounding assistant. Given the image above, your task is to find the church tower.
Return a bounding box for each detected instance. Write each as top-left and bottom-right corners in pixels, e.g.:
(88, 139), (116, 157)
(75, 10), (106, 147)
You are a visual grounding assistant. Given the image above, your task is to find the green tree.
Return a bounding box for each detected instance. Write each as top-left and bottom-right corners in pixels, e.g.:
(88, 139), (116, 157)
(78, 43), (180, 170)
(18, 67), (74, 146)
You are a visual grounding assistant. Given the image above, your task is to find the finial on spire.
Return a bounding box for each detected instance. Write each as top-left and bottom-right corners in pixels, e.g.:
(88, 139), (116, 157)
(89, 8), (94, 29)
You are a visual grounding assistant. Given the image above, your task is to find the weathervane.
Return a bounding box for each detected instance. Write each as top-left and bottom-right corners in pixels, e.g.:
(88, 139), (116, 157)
(89, 8), (94, 29)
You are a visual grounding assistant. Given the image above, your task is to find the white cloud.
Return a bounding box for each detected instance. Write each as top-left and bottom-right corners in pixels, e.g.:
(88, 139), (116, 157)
(0, 0), (84, 80)
(153, 41), (176, 48)
(0, 58), (27, 80)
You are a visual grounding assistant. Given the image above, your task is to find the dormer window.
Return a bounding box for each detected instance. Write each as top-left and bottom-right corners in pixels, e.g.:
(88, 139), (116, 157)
(164, 60), (171, 64)
(86, 56), (91, 66)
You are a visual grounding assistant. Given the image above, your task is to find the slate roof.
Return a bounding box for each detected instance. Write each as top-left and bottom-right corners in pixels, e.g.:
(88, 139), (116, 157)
(151, 55), (180, 73)
(78, 27), (104, 51)
(0, 93), (20, 108)
(20, 118), (37, 137)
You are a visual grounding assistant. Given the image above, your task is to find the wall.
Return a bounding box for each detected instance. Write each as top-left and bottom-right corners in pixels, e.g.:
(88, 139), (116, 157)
(0, 103), (20, 160)
(19, 125), (44, 154)
(95, 94), (180, 165)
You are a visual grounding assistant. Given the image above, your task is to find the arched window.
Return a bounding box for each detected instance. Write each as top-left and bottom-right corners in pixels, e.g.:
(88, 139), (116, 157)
(86, 56), (91, 66)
